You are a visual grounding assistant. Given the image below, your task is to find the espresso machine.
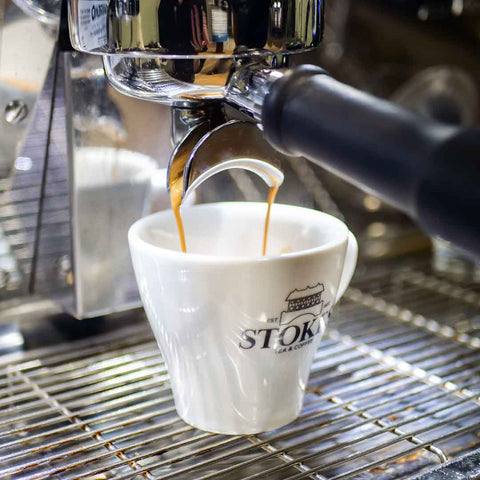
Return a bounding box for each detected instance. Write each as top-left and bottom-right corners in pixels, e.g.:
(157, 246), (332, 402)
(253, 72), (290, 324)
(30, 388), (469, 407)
(2, 1), (480, 478)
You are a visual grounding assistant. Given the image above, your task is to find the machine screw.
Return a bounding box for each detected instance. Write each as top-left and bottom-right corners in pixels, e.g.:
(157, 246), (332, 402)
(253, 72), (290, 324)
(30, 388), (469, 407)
(5, 100), (29, 124)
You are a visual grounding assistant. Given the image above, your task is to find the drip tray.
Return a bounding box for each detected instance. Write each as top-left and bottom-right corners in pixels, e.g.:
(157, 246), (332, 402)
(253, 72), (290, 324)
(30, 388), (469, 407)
(1, 256), (480, 479)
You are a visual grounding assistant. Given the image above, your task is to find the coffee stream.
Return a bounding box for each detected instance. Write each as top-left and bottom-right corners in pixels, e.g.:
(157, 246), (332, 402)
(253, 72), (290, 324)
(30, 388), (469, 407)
(168, 147), (189, 253)
(170, 176), (188, 253)
(169, 175), (279, 256)
(262, 184), (279, 256)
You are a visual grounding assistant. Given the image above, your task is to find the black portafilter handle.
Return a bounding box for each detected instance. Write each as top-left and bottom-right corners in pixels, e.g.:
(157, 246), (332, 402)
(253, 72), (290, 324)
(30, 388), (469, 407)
(262, 66), (480, 259)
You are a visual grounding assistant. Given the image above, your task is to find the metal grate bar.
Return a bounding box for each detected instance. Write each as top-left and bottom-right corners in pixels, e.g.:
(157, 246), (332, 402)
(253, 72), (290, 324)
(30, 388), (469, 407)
(0, 323), (152, 369)
(325, 393), (447, 462)
(238, 400), (480, 480)
(1, 419), (193, 478)
(327, 328), (478, 403)
(0, 348), (162, 403)
(5, 367), (157, 480)
(117, 381), (458, 480)
(0, 394), (178, 456)
(63, 434), (240, 480)
(397, 271), (480, 308)
(352, 272), (480, 329)
(246, 437), (326, 480)
(359, 285), (477, 328)
(188, 387), (463, 480)
(332, 314), (472, 371)
(345, 289), (480, 349)
(0, 366), (165, 414)
(285, 418), (480, 480)
(0, 388), (174, 440)
(0, 382), (175, 450)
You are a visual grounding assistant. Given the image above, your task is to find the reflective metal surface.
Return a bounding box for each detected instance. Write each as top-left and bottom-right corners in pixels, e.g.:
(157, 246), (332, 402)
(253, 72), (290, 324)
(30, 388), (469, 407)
(11, 0), (60, 26)
(0, 1), (56, 176)
(181, 120), (284, 202)
(64, 53), (174, 317)
(69, 0), (324, 58)
(0, 25), (176, 317)
(226, 63), (284, 120)
(73, 0), (324, 104)
(167, 119), (213, 203)
(102, 51), (291, 105)
(103, 54), (235, 104)
(0, 1), (58, 299)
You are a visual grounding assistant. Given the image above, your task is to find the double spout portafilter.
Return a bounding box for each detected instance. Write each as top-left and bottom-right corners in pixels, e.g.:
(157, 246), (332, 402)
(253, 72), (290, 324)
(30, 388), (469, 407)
(68, 0), (480, 258)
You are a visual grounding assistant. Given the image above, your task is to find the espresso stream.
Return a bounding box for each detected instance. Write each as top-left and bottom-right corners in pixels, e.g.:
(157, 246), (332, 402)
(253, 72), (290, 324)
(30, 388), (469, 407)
(170, 175), (188, 253)
(169, 177), (279, 255)
(262, 185), (279, 255)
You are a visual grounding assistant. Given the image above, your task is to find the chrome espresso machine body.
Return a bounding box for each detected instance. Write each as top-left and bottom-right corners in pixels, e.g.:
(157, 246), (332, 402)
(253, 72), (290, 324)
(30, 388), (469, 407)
(2, 0), (480, 479)
(0, 3), (177, 317)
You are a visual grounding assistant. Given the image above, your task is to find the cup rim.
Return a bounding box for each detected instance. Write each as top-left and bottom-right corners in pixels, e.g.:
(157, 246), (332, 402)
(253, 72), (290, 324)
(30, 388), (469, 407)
(128, 202), (351, 265)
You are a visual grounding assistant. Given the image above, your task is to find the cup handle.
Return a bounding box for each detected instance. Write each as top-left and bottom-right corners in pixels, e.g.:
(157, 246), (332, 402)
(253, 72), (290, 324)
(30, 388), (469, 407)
(335, 231), (358, 304)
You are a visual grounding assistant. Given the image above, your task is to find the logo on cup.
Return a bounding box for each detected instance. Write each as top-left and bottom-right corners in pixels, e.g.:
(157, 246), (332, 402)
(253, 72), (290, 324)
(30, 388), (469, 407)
(239, 283), (330, 354)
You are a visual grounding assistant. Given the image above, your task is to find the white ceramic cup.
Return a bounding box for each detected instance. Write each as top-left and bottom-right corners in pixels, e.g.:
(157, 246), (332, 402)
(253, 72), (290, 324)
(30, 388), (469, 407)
(129, 202), (358, 434)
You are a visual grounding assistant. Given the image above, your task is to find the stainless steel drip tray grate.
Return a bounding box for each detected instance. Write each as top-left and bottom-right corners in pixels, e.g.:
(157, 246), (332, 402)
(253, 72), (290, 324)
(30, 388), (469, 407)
(1, 262), (480, 479)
